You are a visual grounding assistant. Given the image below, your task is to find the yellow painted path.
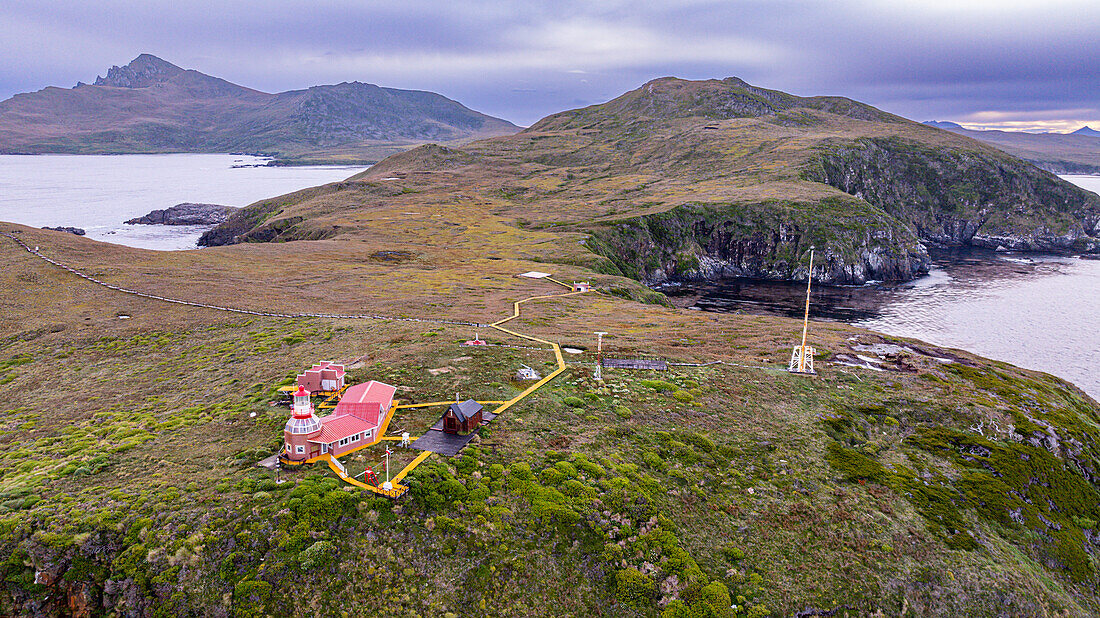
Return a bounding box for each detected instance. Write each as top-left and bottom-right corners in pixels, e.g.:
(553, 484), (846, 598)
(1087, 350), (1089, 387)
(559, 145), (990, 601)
(395, 400), (506, 409)
(299, 283), (590, 497)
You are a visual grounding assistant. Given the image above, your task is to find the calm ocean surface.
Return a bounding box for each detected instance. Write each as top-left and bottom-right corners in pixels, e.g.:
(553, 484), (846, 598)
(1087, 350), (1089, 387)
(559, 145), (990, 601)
(0, 154), (365, 250)
(666, 175), (1100, 400)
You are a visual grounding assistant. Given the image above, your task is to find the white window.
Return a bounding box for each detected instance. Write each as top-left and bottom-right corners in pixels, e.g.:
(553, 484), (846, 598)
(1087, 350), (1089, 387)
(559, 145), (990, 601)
(296, 445), (304, 454)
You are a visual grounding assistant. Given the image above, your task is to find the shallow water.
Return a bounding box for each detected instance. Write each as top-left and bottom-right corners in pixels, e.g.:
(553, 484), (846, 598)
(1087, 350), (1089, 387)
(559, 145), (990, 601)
(664, 173), (1100, 399)
(0, 154), (365, 250)
(667, 250), (1100, 400)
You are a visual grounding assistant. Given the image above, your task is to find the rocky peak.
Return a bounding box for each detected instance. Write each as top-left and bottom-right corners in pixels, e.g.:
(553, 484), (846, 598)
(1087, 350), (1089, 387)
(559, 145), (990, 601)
(93, 54), (184, 88)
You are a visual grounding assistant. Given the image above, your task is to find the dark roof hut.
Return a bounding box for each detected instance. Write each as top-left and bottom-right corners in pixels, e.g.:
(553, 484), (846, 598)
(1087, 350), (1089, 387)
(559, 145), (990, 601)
(443, 399), (483, 435)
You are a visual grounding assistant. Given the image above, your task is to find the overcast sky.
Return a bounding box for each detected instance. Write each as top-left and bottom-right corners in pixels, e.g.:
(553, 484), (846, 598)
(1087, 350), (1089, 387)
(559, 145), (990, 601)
(3, 0), (1098, 131)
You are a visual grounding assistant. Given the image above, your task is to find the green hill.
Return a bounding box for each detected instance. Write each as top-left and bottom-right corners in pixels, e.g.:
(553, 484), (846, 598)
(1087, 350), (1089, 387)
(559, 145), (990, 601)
(0, 54), (519, 163)
(206, 76), (1100, 283)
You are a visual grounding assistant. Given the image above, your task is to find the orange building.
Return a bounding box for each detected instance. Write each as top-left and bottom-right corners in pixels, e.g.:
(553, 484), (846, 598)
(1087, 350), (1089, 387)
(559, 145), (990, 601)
(281, 380), (396, 463)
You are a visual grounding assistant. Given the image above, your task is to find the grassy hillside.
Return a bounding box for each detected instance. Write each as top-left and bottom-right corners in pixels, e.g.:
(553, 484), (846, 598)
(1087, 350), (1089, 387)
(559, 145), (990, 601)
(0, 54), (519, 164)
(0, 76), (1099, 616)
(1, 185), (1100, 616)
(205, 77), (1100, 283)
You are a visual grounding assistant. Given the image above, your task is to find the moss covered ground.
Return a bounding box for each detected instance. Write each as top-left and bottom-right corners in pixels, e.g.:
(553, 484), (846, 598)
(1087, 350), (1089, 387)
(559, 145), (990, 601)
(1, 216), (1099, 616)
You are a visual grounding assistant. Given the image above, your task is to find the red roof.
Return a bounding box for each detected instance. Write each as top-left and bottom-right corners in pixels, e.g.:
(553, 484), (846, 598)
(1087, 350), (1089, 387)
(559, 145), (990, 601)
(309, 415), (376, 443)
(335, 402), (382, 424)
(303, 380), (396, 444)
(294, 385), (310, 397)
(310, 361), (346, 377)
(336, 380), (396, 413)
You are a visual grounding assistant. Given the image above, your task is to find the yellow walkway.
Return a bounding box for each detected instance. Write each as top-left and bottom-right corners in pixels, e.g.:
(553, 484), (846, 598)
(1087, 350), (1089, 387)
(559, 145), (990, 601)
(395, 400), (506, 409)
(320, 283), (590, 497)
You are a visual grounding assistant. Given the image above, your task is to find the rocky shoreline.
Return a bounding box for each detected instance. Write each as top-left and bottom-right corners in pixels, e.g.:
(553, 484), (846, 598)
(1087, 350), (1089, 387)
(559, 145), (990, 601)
(125, 203), (237, 226)
(41, 226), (85, 236)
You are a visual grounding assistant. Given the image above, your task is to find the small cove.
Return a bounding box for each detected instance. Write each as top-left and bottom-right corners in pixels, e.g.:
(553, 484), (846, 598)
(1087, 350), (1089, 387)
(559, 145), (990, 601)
(0, 154), (365, 250)
(664, 171), (1100, 401)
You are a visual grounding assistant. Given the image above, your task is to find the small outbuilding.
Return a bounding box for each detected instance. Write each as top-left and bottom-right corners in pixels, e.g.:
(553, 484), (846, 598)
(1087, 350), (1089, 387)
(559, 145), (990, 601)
(443, 399), (483, 434)
(297, 361), (346, 393)
(571, 281), (592, 292)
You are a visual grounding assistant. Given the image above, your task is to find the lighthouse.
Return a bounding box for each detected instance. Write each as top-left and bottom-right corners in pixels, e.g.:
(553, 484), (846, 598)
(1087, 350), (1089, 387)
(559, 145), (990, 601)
(283, 386), (322, 462)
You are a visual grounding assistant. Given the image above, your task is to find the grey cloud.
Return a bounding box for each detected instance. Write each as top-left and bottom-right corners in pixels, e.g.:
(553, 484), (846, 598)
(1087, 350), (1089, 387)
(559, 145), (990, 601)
(1, 0), (1098, 127)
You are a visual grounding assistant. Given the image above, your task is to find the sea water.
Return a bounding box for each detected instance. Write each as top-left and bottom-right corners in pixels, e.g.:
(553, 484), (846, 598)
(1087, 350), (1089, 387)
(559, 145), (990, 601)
(665, 175), (1100, 400)
(0, 154), (365, 250)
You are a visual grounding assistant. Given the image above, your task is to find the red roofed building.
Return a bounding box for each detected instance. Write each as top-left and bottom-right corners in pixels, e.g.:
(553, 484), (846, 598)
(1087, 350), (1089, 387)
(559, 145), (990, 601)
(297, 361), (346, 393)
(281, 380), (396, 463)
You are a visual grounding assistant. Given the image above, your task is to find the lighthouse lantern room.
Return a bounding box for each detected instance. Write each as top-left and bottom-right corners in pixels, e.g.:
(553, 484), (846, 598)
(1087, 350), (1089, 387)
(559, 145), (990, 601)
(283, 386), (323, 462)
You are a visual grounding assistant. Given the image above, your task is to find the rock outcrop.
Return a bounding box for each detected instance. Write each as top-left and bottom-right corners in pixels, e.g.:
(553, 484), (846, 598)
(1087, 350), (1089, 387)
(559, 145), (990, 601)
(126, 203), (237, 226)
(41, 226), (85, 236)
(805, 136), (1100, 253)
(586, 198), (931, 285)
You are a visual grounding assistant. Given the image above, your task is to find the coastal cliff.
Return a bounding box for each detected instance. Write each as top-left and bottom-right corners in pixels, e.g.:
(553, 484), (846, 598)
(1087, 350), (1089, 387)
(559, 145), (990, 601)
(585, 197), (930, 285)
(805, 136), (1100, 252)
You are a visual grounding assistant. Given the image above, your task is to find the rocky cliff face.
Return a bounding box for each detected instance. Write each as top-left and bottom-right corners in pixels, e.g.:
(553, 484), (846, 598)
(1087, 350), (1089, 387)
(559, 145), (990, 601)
(805, 137), (1100, 253)
(126, 203), (236, 226)
(586, 197), (931, 285)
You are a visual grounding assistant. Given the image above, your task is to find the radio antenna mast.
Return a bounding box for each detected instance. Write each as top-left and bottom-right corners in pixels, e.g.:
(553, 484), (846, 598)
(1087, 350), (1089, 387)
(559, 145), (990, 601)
(789, 246), (817, 375)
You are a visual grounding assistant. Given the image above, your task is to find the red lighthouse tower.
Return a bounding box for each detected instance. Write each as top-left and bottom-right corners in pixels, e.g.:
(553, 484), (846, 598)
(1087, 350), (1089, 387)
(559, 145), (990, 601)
(283, 386), (322, 462)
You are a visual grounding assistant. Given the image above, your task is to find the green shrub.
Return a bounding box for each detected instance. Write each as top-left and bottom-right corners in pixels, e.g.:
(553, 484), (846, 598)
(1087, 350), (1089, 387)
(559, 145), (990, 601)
(553, 461), (577, 478)
(640, 379), (677, 393)
(539, 468), (566, 486)
(825, 442), (885, 481)
(509, 462), (534, 480)
(299, 540), (335, 570)
(746, 604), (770, 618)
(614, 405), (633, 419)
(722, 545), (746, 561)
(660, 600), (693, 618)
(563, 397), (586, 408)
(682, 432), (715, 453)
(233, 579), (272, 618)
(672, 390), (694, 403)
(697, 581), (732, 613)
(614, 568), (656, 609)
(572, 454), (605, 477)
(642, 451), (667, 471)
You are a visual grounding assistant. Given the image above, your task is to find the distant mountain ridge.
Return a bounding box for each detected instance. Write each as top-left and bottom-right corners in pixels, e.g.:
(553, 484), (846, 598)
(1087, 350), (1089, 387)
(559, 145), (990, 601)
(0, 54), (519, 163)
(93, 53), (188, 88)
(922, 120), (1100, 174)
